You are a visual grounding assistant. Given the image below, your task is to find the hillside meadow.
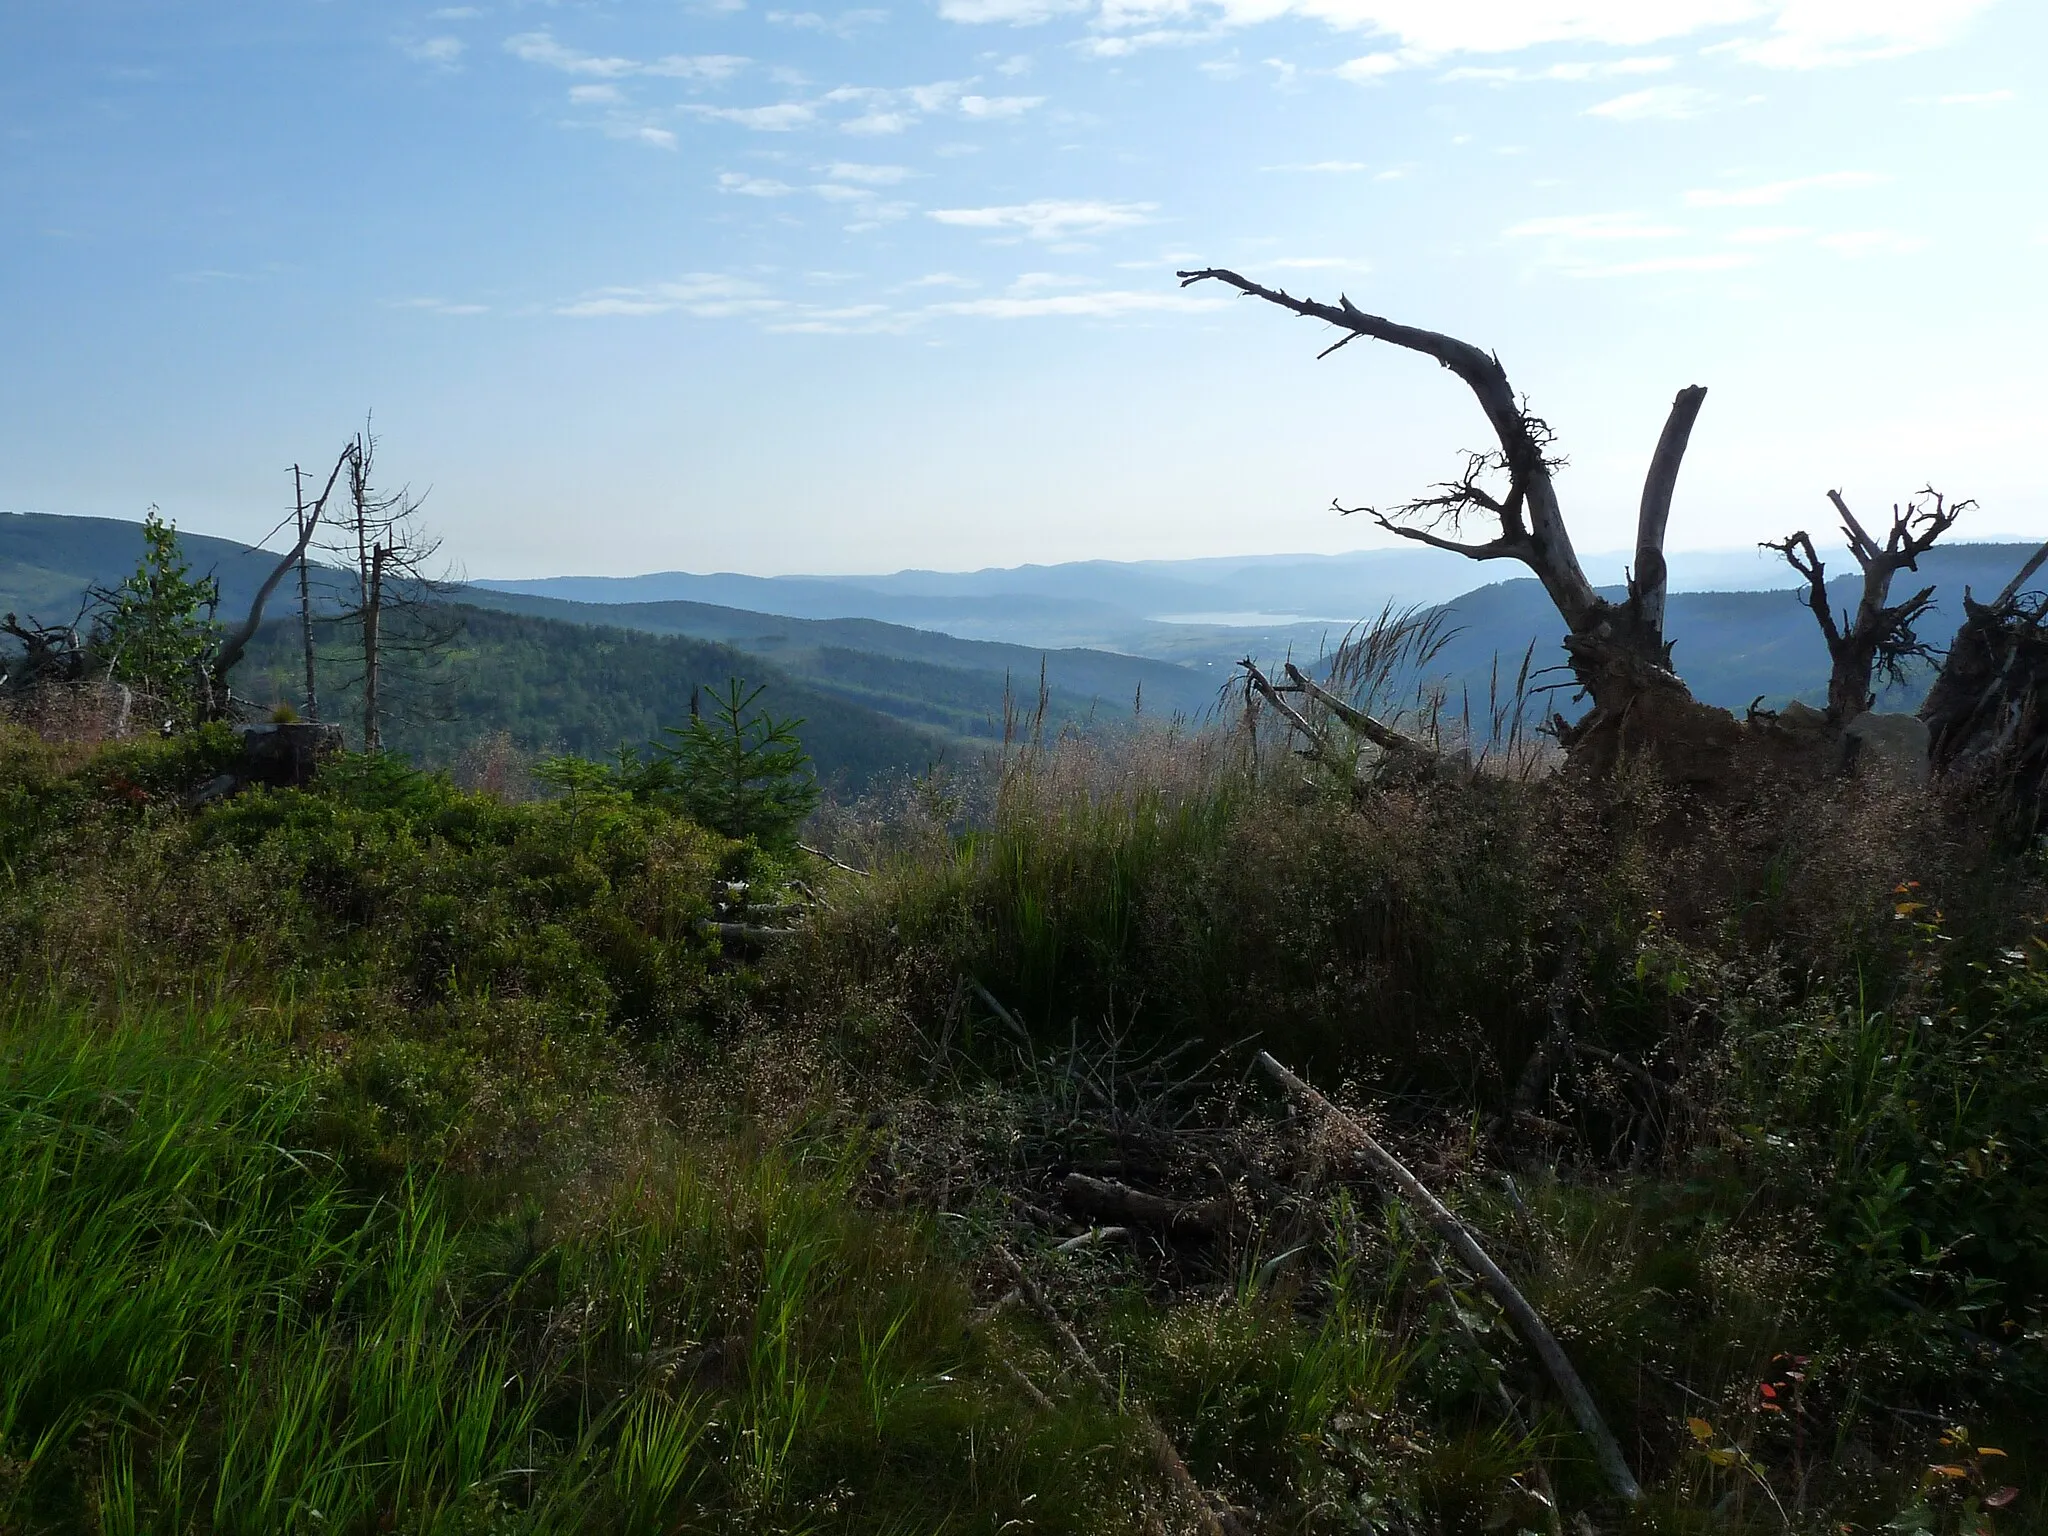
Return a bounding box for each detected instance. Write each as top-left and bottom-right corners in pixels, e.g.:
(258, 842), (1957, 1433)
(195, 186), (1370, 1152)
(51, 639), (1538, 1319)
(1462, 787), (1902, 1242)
(2, 707), (2045, 1535)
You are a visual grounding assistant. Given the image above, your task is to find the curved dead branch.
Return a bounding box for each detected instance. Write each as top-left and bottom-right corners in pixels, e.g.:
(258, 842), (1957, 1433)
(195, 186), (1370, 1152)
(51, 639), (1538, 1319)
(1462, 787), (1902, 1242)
(1256, 1051), (1642, 1504)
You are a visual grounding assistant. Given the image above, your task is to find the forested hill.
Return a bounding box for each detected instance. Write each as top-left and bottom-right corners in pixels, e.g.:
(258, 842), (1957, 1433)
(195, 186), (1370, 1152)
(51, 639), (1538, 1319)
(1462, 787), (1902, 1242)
(459, 588), (1219, 719)
(237, 604), (948, 789)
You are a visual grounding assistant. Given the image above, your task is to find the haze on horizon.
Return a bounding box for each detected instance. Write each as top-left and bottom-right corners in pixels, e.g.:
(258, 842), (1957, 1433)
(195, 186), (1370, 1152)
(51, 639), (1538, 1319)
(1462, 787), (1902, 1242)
(2, 0), (2041, 581)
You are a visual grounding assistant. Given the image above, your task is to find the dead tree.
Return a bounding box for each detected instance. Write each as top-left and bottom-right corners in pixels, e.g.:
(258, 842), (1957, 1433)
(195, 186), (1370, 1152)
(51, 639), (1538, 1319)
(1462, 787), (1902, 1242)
(1177, 268), (1708, 762)
(1920, 541), (2048, 823)
(201, 446), (354, 720)
(319, 427), (458, 752)
(292, 464), (321, 721)
(1762, 487), (1964, 724)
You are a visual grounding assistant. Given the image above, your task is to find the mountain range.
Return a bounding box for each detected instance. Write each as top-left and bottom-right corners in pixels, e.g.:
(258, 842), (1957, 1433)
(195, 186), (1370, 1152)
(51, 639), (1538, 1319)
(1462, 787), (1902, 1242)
(8, 510), (2047, 779)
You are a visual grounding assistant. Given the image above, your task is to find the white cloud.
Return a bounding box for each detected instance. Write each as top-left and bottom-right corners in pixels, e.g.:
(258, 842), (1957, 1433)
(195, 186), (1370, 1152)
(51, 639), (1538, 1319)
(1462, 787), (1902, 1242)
(958, 93), (1044, 116)
(569, 84), (624, 104)
(902, 271), (980, 288)
(685, 101), (819, 130)
(1724, 224), (1811, 243)
(929, 199), (1156, 239)
(1008, 271), (1096, 291)
(825, 161), (916, 183)
(1444, 54), (1673, 80)
(1574, 252), (1757, 276)
(939, 0), (1088, 22)
(1585, 85), (1717, 118)
(1720, 0), (2000, 68)
(996, 53), (1035, 73)
(1077, 29), (1212, 55)
(1335, 51), (1414, 81)
(392, 297), (489, 315)
(944, 0), (1996, 81)
(402, 36), (466, 65)
(767, 7), (889, 30)
(1817, 229), (1930, 257)
(1910, 88), (2016, 105)
(1268, 256), (1372, 270)
(719, 171), (798, 195)
(1682, 170), (1883, 206)
(1507, 212), (1684, 239)
(843, 110), (915, 134)
(1262, 160), (1370, 172)
(429, 7), (482, 19)
(626, 126), (679, 149)
(926, 289), (1227, 318)
(556, 274), (786, 319)
(505, 33), (748, 82)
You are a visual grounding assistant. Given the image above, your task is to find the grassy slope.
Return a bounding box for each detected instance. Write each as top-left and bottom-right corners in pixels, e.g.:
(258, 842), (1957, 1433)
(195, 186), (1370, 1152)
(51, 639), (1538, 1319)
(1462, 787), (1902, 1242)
(3, 720), (2047, 1532)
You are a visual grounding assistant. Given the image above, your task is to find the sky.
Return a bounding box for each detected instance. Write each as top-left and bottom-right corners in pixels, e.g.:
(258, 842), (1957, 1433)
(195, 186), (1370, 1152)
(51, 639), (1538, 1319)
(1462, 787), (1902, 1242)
(1, 0), (2042, 579)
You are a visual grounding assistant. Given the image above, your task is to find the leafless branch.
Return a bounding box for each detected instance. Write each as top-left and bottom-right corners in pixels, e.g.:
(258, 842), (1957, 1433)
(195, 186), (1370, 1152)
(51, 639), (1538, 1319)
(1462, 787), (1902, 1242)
(1256, 1051), (1642, 1504)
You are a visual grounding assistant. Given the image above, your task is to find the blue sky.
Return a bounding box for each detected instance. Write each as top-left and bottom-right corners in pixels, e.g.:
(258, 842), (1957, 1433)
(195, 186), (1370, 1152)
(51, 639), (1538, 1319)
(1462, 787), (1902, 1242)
(2, 0), (2040, 577)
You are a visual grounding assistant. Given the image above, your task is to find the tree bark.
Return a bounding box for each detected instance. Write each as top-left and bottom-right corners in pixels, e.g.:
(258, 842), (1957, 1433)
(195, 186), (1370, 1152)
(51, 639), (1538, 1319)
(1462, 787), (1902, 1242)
(364, 542), (386, 752)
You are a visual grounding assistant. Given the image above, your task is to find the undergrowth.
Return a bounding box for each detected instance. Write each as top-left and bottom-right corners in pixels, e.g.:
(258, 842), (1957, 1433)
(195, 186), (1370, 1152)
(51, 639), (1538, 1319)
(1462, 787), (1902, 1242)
(3, 719), (2046, 1533)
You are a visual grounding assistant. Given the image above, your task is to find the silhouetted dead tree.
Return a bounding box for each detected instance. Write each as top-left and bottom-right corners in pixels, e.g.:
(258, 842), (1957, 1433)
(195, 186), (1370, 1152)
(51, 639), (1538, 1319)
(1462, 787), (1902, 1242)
(1762, 487), (1964, 725)
(1921, 540), (2048, 823)
(202, 445), (354, 719)
(1178, 267), (1710, 764)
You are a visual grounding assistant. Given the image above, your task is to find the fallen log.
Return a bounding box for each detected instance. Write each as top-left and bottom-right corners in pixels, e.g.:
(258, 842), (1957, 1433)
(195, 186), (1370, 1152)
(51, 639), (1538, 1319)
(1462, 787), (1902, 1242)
(1061, 1173), (1227, 1236)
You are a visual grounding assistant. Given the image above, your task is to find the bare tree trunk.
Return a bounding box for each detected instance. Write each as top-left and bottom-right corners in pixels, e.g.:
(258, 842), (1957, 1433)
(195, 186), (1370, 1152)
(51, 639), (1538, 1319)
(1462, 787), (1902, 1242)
(1766, 487), (1962, 725)
(364, 542), (387, 752)
(1176, 268), (1704, 747)
(295, 464), (319, 721)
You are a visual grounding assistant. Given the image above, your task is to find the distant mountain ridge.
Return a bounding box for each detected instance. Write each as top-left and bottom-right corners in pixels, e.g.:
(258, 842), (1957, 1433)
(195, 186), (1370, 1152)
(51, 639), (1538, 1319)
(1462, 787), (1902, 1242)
(10, 510), (2048, 750)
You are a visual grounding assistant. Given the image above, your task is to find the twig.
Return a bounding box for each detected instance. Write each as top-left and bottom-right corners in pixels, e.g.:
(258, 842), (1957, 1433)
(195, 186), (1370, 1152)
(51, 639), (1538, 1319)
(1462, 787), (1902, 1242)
(1001, 1358), (1059, 1413)
(1055, 1226), (1130, 1253)
(797, 841), (869, 876)
(993, 1248), (1232, 1536)
(1255, 1051), (1642, 1504)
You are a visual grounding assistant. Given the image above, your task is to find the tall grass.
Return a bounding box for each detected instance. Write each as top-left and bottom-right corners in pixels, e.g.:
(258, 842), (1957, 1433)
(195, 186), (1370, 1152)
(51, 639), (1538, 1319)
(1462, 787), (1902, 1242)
(0, 997), (1138, 1534)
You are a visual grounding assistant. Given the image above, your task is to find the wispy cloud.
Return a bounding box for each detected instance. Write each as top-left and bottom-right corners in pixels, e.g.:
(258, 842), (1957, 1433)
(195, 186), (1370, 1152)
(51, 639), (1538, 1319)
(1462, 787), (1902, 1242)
(1585, 85), (1718, 119)
(767, 8), (890, 32)
(927, 289), (1225, 318)
(1683, 170), (1884, 207)
(1909, 87), (2016, 105)
(505, 33), (748, 82)
(685, 102), (819, 130)
(718, 172), (798, 196)
(400, 36), (467, 67)
(942, 0), (1996, 83)
(1572, 252), (1757, 276)
(1444, 55), (1674, 82)
(928, 199), (1155, 239)
(1718, 0), (2001, 68)
(825, 161), (916, 183)
(1817, 229), (1931, 257)
(556, 274), (787, 319)
(1507, 212), (1685, 240)
(938, 0), (1088, 22)
(958, 92), (1044, 116)
(391, 296), (489, 315)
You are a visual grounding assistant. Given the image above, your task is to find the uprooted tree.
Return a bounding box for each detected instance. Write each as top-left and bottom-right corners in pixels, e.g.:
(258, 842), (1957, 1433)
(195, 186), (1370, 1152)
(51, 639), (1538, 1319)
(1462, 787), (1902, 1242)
(1178, 267), (1717, 771)
(1176, 267), (1997, 785)
(1763, 487), (1965, 725)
